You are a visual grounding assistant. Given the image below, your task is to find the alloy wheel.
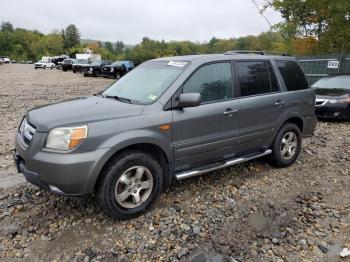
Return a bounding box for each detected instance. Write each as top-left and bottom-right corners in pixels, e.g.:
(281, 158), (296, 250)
(280, 131), (298, 160)
(115, 166), (153, 209)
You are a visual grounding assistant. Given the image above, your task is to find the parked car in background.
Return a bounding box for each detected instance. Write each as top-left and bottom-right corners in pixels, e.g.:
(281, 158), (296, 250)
(83, 60), (112, 77)
(34, 60), (55, 69)
(27, 61), (33, 64)
(62, 59), (75, 71)
(14, 52), (317, 219)
(72, 59), (89, 73)
(0, 56), (11, 63)
(101, 61), (135, 79)
(313, 74), (350, 120)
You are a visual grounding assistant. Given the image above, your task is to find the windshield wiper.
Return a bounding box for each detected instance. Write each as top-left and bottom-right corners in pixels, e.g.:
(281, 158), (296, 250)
(104, 95), (132, 104)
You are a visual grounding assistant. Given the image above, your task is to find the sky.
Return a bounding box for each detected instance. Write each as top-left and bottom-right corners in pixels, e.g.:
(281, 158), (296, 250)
(1, 0), (281, 44)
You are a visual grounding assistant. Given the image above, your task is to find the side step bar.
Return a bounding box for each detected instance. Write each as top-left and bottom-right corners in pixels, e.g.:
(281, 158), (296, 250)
(175, 149), (272, 181)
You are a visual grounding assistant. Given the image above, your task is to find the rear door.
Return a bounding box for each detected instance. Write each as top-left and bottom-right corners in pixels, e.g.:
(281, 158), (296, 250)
(235, 60), (286, 153)
(172, 61), (241, 171)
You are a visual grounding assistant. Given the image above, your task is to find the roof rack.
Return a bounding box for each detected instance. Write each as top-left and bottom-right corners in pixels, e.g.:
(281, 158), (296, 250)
(224, 50), (291, 56)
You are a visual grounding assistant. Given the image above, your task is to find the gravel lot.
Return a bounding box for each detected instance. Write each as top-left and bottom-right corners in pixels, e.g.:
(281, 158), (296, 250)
(0, 64), (350, 261)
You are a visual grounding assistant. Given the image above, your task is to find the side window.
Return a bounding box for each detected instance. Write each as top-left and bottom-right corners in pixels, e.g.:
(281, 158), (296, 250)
(276, 60), (309, 91)
(237, 61), (271, 96)
(267, 62), (279, 92)
(182, 62), (233, 103)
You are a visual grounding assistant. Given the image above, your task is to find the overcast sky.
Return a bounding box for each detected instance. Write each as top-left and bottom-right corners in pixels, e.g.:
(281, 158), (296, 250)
(2, 0), (281, 44)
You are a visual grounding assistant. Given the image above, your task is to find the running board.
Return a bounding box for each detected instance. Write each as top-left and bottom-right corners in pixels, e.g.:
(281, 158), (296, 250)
(175, 149), (272, 181)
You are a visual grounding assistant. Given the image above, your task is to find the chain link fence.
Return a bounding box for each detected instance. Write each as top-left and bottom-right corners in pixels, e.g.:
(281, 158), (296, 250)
(297, 54), (350, 85)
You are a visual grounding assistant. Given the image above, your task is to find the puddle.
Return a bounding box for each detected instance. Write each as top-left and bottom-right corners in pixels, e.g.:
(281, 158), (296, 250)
(326, 244), (343, 262)
(189, 246), (224, 262)
(247, 213), (270, 230)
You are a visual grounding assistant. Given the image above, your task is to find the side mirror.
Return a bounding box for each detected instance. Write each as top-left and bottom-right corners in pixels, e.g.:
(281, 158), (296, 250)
(177, 93), (201, 108)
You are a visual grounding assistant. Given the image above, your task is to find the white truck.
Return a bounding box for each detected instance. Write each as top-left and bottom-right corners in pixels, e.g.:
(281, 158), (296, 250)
(75, 53), (101, 63)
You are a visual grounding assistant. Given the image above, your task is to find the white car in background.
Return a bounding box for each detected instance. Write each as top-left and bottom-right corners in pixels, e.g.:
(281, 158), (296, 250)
(34, 60), (55, 69)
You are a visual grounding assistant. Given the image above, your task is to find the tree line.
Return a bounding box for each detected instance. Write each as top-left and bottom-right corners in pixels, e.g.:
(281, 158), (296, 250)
(1, 0), (349, 64)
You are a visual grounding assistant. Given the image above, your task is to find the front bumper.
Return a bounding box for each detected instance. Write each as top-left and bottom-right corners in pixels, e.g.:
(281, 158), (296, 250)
(84, 70), (95, 75)
(14, 132), (111, 195)
(315, 104), (350, 120)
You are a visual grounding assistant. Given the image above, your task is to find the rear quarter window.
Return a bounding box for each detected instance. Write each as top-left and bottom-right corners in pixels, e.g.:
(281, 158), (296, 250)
(276, 60), (309, 91)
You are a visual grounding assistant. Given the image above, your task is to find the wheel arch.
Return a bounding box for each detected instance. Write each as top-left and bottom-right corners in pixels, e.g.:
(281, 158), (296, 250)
(282, 116), (304, 133)
(93, 142), (172, 193)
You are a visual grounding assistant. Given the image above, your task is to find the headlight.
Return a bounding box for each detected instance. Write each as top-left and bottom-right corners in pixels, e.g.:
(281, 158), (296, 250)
(46, 125), (88, 151)
(110, 68), (114, 72)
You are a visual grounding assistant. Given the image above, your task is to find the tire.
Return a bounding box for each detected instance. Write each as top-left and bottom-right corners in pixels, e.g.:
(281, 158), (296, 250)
(43, 66), (46, 70)
(73, 70), (76, 73)
(270, 123), (302, 167)
(97, 151), (163, 219)
(83, 74), (88, 77)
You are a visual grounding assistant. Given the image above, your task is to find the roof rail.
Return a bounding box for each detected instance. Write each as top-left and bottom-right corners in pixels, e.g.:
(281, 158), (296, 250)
(224, 50), (291, 56)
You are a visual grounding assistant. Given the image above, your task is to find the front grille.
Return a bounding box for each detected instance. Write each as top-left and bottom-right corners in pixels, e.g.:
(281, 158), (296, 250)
(19, 118), (36, 144)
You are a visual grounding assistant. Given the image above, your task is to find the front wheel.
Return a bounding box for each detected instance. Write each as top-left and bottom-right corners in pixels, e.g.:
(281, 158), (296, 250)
(270, 123), (302, 167)
(115, 73), (121, 80)
(97, 151), (163, 219)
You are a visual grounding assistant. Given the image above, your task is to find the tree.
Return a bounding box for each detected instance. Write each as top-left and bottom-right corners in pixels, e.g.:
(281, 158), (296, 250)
(114, 41), (125, 54)
(62, 24), (80, 49)
(104, 41), (114, 53)
(1, 21), (14, 32)
(264, 0), (350, 54)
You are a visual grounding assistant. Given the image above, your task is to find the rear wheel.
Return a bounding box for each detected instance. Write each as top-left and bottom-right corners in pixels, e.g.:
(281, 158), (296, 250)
(270, 123), (302, 167)
(97, 151), (163, 219)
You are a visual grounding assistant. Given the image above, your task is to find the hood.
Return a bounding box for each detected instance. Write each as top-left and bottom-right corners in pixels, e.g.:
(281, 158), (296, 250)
(27, 96), (144, 132)
(315, 88), (350, 98)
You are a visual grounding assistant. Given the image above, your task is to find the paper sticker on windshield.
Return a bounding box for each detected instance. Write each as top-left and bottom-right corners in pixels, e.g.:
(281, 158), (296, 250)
(167, 60), (188, 68)
(148, 94), (158, 101)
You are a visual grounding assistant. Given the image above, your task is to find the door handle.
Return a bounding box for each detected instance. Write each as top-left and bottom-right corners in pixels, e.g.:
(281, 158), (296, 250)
(274, 100), (285, 107)
(224, 109), (238, 116)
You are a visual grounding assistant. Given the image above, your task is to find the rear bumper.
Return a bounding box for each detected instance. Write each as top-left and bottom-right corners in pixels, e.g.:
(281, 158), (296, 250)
(302, 115), (318, 137)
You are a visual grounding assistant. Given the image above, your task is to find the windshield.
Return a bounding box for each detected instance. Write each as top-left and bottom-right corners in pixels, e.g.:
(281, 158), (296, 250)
(75, 59), (88, 64)
(112, 61), (124, 66)
(312, 75), (350, 90)
(102, 61), (187, 104)
(91, 61), (102, 66)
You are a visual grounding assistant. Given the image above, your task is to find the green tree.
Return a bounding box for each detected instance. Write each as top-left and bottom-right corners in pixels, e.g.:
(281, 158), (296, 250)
(104, 41), (114, 53)
(0, 21), (14, 32)
(265, 0), (350, 54)
(114, 41), (125, 54)
(62, 24), (80, 49)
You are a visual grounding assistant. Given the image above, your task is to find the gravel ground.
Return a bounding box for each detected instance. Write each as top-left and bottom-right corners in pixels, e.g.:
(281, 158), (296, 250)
(0, 64), (350, 261)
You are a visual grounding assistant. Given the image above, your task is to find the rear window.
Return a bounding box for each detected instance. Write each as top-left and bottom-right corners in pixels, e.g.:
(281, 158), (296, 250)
(276, 60), (308, 91)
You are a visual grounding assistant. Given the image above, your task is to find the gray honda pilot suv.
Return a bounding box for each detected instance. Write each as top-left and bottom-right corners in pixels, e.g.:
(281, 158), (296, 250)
(14, 52), (317, 219)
